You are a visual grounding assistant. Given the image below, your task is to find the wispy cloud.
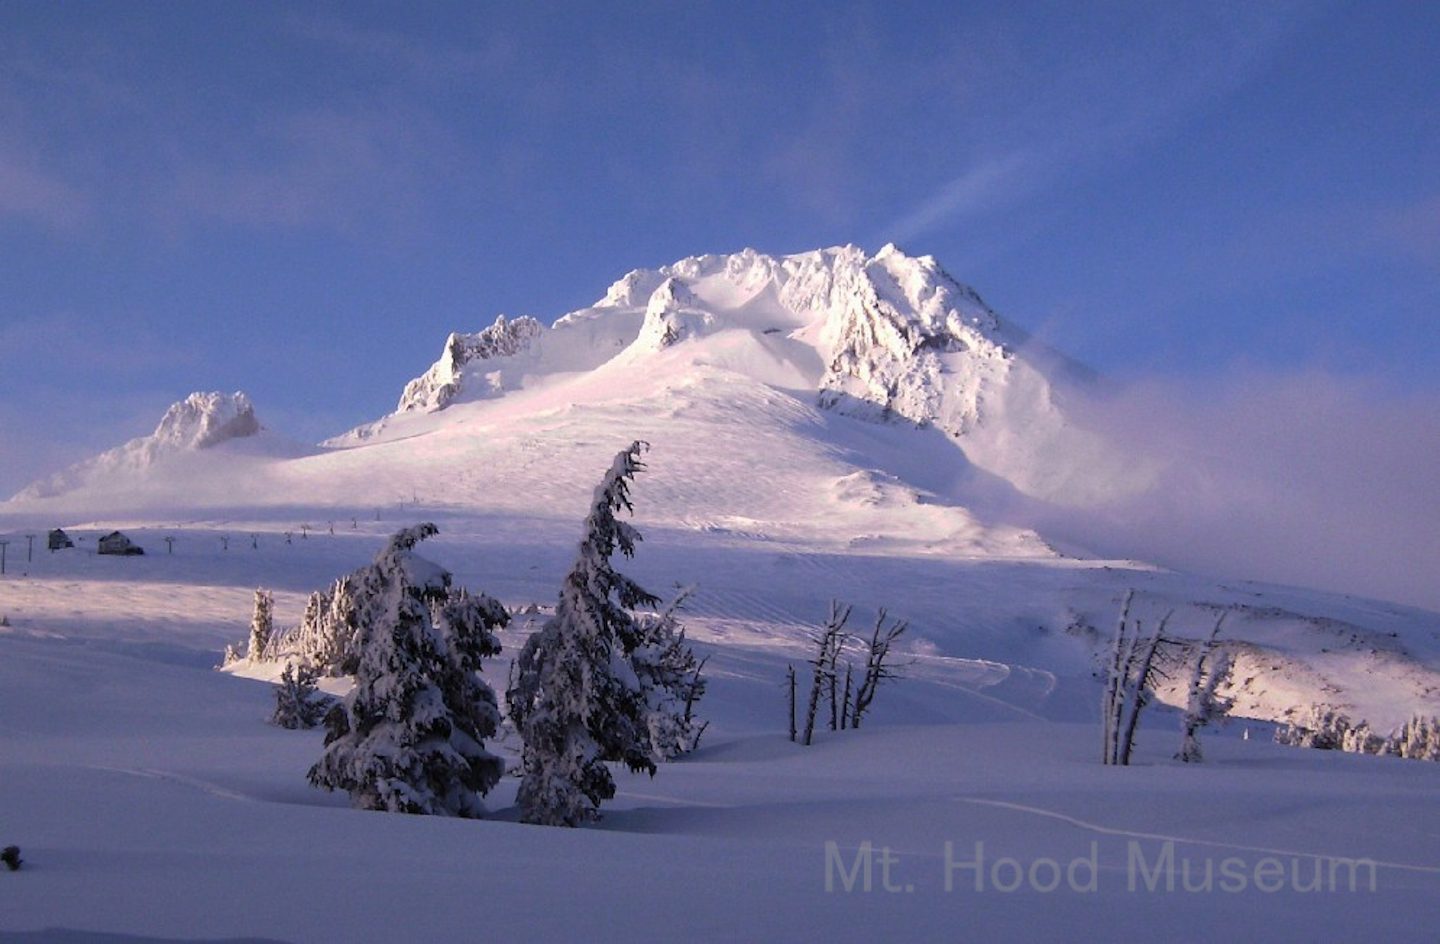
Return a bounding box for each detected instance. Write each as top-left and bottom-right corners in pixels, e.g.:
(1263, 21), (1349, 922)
(283, 13), (517, 85)
(883, 152), (1043, 246)
(0, 15), (470, 242)
(879, 5), (1317, 245)
(165, 102), (456, 235)
(0, 312), (198, 376)
(0, 149), (90, 231)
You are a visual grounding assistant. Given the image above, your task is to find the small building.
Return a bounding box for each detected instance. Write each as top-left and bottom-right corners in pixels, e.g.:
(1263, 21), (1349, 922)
(48, 528), (75, 551)
(97, 531), (144, 556)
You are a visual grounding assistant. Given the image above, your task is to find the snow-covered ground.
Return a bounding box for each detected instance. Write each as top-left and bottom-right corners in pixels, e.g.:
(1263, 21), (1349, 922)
(2, 246), (1437, 941)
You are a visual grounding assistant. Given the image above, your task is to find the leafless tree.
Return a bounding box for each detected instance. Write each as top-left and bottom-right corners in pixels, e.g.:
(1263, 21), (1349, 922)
(850, 609), (909, 730)
(1101, 593), (1176, 766)
(803, 602), (850, 746)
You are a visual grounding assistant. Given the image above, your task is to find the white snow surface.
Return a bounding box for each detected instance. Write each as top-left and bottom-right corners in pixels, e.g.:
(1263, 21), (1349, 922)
(1, 246), (1438, 941)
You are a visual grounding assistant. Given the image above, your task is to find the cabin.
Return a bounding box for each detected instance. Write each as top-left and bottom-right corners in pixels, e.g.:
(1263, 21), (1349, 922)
(47, 528), (74, 551)
(97, 531), (144, 556)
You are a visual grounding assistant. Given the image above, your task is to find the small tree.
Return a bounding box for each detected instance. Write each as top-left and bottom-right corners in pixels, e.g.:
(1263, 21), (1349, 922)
(1275, 707), (1351, 750)
(308, 524), (506, 817)
(802, 602), (849, 746)
(1176, 616), (1233, 763)
(1101, 593), (1174, 766)
(286, 576), (362, 676)
(850, 609), (909, 729)
(272, 662), (332, 729)
(630, 590), (708, 761)
(247, 589), (275, 662)
(1396, 715), (1440, 761)
(508, 442), (670, 827)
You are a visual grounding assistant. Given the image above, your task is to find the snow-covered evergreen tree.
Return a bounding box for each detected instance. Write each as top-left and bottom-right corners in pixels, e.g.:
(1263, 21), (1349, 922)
(630, 590), (708, 761)
(1396, 715), (1440, 761)
(507, 441), (670, 827)
(1275, 707), (1352, 750)
(247, 589), (274, 662)
(289, 588), (330, 662)
(307, 524), (506, 817)
(271, 661), (332, 729)
(283, 577), (361, 676)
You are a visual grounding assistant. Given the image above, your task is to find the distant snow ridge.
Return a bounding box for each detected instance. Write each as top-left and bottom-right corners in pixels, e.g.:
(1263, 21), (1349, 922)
(153, 391), (261, 449)
(396, 315), (543, 413)
(12, 391), (262, 500)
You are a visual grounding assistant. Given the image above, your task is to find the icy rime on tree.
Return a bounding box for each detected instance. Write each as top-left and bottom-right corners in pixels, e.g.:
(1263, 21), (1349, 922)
(307, 524), (508, 817)
(247, 589), (274, 662)
(507, 442), (706, 827)
(1176, 615), (1233, 763)
(1101, 592), (1175, 766)
(271, 662), (331, 730)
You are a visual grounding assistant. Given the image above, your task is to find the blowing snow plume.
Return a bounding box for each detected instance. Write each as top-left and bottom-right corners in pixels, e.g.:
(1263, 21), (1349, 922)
(1029, 368), (1440, 612)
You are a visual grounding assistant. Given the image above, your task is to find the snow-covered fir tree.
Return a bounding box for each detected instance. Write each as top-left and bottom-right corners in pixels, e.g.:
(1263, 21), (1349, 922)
(508, 441), (706, 826)
(1395, 715), (1440, 760)
(307, 524), (507, 817)
(630, 590), (708, 761)
(284, 576), (361, 676)
(247, 589), (274, 662)
(271, 661), (331, 729)
(1275, 707), (1354, 750)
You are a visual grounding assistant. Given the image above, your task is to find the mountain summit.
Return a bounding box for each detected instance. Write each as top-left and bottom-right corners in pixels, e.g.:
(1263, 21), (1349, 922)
(367, 245), (1130, 504)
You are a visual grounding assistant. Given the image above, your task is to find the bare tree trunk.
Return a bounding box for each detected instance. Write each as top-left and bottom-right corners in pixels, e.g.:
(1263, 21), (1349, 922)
(1178, 615), (1228, 762)
(841, 663), (853, 730)
(828, 646), (840, 731)
(1102, 591), (1135, 764)
(851, 609), (908, 730)
(1118, 611), (1172, 766)
(685, 655), (710, 727)
(802, 656), (825, 747)
(787, 664), (797, 743)
(803, 602), (850, 746)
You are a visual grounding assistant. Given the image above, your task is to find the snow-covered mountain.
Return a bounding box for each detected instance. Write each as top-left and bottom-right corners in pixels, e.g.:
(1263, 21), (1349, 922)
(356, 245), (1134, 504)
(4, 247), (1438, 734)
(3, 246), (1438, 944)
(11, 390), (296, 501)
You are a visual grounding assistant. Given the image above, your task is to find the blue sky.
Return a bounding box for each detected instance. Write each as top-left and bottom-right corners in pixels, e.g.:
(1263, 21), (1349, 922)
(1, 1), (1437, 499)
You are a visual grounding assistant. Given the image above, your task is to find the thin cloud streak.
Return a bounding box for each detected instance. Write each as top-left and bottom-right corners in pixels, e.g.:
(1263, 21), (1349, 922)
(0, 151), (90, 230)
(880, 5), (1315, 245)
(884, 152), (1042, 246)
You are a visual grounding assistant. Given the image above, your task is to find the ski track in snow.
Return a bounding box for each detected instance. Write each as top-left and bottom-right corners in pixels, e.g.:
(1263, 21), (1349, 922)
(86, 765), (258, 804)
(953, 796), (1440, 875)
